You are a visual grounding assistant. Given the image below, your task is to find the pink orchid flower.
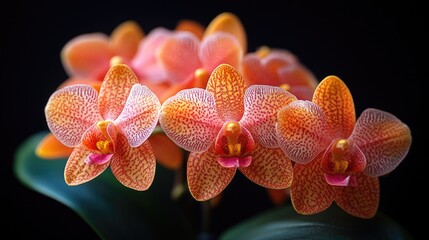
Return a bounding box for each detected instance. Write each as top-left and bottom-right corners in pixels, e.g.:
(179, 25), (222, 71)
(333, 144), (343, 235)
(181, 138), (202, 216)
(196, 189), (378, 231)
(44, 64), (161, 190)
(241, 46), (318, 101)
(276, 75), (412, 218)
(159, 63), (297, 201)
(131, 12), (246, 103)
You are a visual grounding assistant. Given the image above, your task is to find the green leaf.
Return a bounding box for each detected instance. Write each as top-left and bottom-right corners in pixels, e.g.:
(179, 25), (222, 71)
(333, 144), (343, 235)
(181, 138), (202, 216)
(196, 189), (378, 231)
(14, 132), (195, 240)
(219, 203), (412, 240)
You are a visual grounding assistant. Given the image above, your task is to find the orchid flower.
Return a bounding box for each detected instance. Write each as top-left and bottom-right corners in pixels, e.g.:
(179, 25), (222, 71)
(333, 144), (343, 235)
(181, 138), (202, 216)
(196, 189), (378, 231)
(275, 75), (412, 218)
(159, 63), (297, 201)
(36, 21), (184, 170)
(35, 21), (144, 159)
(131, 12), (246, 103)
(241, 46), (318, 100)
(44, 64), (161, 190)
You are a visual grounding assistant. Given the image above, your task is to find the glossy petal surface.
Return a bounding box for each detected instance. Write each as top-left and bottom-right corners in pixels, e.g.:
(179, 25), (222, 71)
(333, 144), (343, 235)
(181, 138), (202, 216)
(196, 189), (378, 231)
(115, 84), (161, 147)
(291, 155), (335, 215)
(350, 108), (412, 177)
(206, 64), (245, 122)
(98, 64), (139, 120)
(239, 144), (293, 189)
(187, 149), (236, 201)
(160, 88), (222, 152)
(241, 85), (296, 148)
(110, 135), (156, 191)
(276, 100), (331, 164)
(313, 75), (355, 138)
(64, 145), (110, 185)
(335, 173), (379, 218)
(45, 84), (100, 147)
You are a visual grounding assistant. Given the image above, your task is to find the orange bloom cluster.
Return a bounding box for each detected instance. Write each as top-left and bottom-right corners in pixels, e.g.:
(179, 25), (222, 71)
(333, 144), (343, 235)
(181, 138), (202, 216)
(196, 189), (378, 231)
(40, 12), (411, 218)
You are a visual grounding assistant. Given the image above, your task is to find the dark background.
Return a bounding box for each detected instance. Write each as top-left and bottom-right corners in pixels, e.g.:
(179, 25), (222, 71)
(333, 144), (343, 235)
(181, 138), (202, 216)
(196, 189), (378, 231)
(3, 0), (423, 239)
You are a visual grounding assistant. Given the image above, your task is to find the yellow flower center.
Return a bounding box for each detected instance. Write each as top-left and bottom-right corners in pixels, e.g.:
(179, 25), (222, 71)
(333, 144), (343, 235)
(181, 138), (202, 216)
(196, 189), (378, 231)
(331, 139), (349, 173)
(224, 121), (242, 156)
(96, 120), (114, 154)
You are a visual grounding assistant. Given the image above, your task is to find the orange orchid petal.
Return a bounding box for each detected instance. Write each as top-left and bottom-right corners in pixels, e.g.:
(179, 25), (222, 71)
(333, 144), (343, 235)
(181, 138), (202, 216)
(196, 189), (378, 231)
(160, 88), (222, 152)
(206, 64), (245, 121)
(35, 133), (73, 159)
(115, 84), (161, 147)
(199, 32), (243, 72)
(204, 12), (247, 52)
(278, 65), (318, 90)
(110, 136), (156, 191)
(241, 54), (269, 85)
(335, 173), (379, 218)
(350, 108), (412, 177)
(290, 155), (336, 215)
(158, 32), (201, 83)
(98, 64), (139, 120)
(57, 77), (102, 93)
(64, 146), (110, 185)
(175, 19), (205, 39)
(313, 75), (355, 138)
(276, 100), (332, 164)
(241, 85), (297, 148)
(110, 20), (145, 60)
(239, 145), (293, 189)
(61, 33), (115, 79)
(187, 149), (236, 201)
(45, 84), (101, 147)
(148, 133), (184, 170)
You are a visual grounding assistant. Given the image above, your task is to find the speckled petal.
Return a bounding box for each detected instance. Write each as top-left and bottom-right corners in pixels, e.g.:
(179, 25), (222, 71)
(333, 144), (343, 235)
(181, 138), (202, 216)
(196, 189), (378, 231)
(335, 173), (379, 218)
(45, 84), (101, 147)
(187, 149), (236, 201)
(64, 146), (110, 186)
(199, 32), (243, 72)
(276, 100), (332, 164)
(290, 155), (336, 215)
(110, 20), (145, 60)
(241, 85), (297, 148)
(239, 144), (293, 189)
(61, 33), (115, 79)
(115, 84), (161, 147)
(110, 135), (156, 191)
(206, 64), (245, 121)
(160, 88), (222, 152)
(203, 12), (247, 52)
(98, 64), (140, 120)
(158, 32), (201, 83)
(350, 108), (412, 177)
(313, 75), (355, 138)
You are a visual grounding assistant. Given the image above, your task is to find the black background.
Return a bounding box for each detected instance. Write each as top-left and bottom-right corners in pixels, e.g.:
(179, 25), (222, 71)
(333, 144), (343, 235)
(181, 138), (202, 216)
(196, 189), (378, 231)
(3, 1), (423, 239)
